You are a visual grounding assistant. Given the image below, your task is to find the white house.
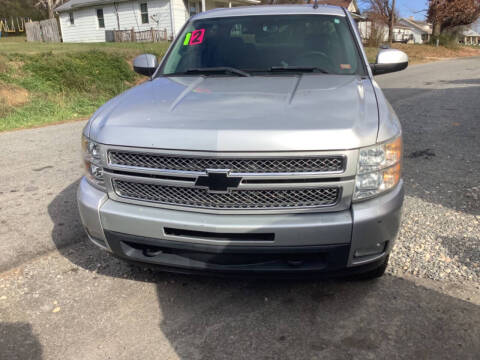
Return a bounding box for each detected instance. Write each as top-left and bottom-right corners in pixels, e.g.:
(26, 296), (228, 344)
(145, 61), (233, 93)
(358, 17), (432, 45)
(460, 28), (480, 45)
(55, 0), (260, 43)
(396, 17), (432, 44)
(459, 19), (480, 45)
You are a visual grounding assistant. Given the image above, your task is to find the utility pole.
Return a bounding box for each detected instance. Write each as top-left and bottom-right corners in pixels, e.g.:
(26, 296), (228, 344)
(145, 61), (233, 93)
(114, 2), (121, 30)
(388, 0), (396, 44)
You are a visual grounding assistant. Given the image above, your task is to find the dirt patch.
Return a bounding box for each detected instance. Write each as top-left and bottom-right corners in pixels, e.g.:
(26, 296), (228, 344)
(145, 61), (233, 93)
(367, 44), (480, 65)
(455, 47), (480, 57)
(133, 77), (148, 86)
(0, 83), (29, 107)
(393, 44), (480, 64)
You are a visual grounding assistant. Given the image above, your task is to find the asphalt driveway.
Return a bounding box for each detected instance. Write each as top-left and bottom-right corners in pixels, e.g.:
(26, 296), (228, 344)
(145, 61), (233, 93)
(1, 58), (479, 359)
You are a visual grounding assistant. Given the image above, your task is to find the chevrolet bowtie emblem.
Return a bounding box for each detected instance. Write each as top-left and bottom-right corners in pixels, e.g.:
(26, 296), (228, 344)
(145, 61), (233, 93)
(195, 170), (242, 193)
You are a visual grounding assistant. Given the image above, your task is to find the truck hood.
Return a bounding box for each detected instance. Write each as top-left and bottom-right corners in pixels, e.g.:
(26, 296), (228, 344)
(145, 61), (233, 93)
(88, 74), (379, 151)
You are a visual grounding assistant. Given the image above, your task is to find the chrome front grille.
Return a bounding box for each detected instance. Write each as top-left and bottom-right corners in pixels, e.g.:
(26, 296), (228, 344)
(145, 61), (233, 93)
(104, 147), (354, 213)
(113, 180), (340, 210)
(109, 151), (345, 174)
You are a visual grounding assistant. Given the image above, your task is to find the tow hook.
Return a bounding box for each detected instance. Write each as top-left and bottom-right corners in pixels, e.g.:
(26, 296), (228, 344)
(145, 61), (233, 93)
(143, 248), (163, 257)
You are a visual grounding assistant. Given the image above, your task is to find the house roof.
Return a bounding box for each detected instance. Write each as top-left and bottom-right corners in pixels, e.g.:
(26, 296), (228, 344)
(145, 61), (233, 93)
(393, 24), (411, 30)
(315, 1), (359, 13)
(399, 17), (432, 34)
(463, 29), (480, 37)
(55, 0), (129, 13)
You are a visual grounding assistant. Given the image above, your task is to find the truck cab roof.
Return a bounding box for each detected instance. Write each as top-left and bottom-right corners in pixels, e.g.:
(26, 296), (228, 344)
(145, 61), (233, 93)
(192, 4), (347, 20)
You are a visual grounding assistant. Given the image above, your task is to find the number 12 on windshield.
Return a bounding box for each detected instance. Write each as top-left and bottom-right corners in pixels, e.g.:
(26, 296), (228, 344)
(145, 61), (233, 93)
(183, 29), (205, 46)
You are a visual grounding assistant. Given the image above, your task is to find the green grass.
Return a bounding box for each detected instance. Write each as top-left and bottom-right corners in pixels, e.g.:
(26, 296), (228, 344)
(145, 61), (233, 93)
(0, 36), (170, 57)
(0, 37), (170, 131)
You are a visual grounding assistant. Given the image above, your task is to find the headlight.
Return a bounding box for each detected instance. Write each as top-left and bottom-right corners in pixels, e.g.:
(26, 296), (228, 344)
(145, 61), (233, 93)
(82, 135), (106, 191)
(353, 136), (402, 201)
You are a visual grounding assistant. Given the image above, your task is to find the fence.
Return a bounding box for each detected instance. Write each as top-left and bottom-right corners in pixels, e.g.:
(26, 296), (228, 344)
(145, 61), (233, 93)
(110, 28), (168, 43)
(25, 18), (61, 42)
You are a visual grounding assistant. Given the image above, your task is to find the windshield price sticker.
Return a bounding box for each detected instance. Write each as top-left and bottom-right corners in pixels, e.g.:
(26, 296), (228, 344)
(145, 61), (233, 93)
(183, 29), (205, 46)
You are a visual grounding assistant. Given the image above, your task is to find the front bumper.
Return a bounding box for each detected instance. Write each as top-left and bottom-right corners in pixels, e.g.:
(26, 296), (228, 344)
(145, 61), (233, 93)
(77, 177), (404, 275)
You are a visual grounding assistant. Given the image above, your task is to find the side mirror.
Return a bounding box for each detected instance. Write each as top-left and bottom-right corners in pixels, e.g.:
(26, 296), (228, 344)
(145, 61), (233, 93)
(133, 54), (158, 77)
(370, 49), (408, 76)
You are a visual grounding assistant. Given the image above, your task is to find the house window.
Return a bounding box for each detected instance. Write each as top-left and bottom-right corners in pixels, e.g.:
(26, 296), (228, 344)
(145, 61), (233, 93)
(188, 0), (201, 16)
(69, 12), (74, 25)
(140, 3), (149, 24)
(97, 9), (105, 28)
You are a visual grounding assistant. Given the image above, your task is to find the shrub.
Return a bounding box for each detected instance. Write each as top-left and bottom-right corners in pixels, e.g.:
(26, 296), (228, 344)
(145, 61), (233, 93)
(430, 32), (460, 49)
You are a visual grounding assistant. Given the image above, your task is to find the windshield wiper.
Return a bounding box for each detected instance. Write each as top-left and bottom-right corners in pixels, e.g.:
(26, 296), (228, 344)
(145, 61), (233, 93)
(182, 67), (250, 77)
(268, 66), (330, 74)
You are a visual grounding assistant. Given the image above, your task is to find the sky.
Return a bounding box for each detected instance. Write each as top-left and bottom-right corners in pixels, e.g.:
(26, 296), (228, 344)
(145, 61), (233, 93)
(396, 0), (429, 20)
(359, 0), (429, 21)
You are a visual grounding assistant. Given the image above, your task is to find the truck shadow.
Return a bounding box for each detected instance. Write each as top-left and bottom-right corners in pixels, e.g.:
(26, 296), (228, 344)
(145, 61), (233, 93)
(0, 322), (43, 360)
(48, 179), (84, 252)
(47, 180), (480, 359)
(150, 273), (480, 359)
(42, 211), (480, 359)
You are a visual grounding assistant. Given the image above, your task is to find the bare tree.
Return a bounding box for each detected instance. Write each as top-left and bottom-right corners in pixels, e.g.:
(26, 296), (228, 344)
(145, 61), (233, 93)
(35, 0), (65, 19)
(362, 0), (398, 44)
(428, 0), (480, 37)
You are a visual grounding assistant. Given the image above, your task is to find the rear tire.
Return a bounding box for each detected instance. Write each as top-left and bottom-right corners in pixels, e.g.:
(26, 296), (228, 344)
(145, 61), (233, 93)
(353, 255), (389, 280)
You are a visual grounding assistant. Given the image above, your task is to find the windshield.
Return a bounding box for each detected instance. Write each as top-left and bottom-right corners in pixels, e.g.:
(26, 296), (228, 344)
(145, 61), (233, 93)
(160, 14), (365, 76)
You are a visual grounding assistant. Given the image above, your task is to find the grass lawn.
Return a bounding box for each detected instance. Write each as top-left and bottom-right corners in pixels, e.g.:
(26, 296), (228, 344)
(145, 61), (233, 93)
(1, 36), (480, 132)
(0, 36), (170, 132)
(0, 35), (170, 57)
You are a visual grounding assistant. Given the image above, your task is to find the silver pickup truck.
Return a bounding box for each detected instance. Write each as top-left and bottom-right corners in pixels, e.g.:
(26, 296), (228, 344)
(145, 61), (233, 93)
(78, 4), (407, 278)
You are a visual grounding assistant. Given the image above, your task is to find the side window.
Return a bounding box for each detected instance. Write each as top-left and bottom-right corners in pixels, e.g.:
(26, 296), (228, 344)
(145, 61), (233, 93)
(97, 9), (105, 28)
(140, 3), (149, 24)
(69, 12), (74, 25)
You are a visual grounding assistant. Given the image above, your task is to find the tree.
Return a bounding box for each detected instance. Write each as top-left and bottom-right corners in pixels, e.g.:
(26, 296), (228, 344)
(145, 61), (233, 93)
(428, 0), (480, 37)
(0, 0), (47, 20)
(361, 0), (398, 44)
(35, 0), (65, 19)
